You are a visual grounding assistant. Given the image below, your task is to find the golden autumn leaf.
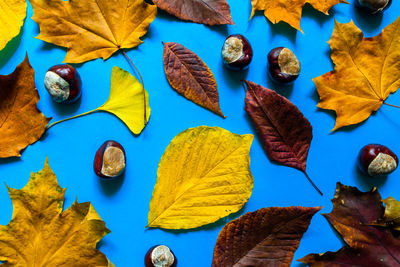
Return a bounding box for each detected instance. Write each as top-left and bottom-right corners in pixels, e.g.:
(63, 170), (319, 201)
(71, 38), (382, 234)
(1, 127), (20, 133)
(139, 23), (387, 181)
(0, 158), (112, 266)
(250, 0), (348, 32)
(315, 18), (400, 130)
(48, 66), (150, 135)
(0, 0), (26, 50)
(0, 55), (50, 158)
(148, 126), (254, 229)
(30, 0), (157, 63)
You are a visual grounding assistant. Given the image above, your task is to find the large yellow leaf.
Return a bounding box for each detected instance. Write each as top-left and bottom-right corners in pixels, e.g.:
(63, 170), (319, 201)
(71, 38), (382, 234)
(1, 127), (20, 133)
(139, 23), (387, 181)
(48, 66), (150, 135)
(30, 0), (157, 63)
(148, 126), (254, 229)
(250, 0), (348, 32)
(0, 0), (26, 50)
(0, 158), (112, 266)
(315, 18), (400, 130)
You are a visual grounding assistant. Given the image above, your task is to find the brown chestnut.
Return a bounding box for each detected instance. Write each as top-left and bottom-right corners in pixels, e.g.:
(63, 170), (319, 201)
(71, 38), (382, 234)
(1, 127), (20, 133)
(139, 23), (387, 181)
(268, 47), (301, 84)
(356, 0), (391, 13)
(44, 64), (81, 103)
(358, 144), (398, 177)
(145, 245), (177, 267)
(221, 34), (253, 71)
(94, 140), (126, 179)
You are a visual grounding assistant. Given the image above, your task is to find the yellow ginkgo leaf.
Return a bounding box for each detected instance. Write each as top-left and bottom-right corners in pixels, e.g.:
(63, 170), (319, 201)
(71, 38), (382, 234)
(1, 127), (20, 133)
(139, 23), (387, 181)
(0, 158), (112, 266)
(148, 126), (254, 230)
(47, 66), (150, 135)
(0, 0), (26, 50)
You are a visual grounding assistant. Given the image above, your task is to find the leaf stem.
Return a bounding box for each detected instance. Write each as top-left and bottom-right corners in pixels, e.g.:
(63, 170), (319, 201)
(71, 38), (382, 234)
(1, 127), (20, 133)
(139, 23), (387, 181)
(121, 50), (147, 125)
(304, 172), (323, 196)
(46, 109), (98, 130)
(383, 102), (400, 109)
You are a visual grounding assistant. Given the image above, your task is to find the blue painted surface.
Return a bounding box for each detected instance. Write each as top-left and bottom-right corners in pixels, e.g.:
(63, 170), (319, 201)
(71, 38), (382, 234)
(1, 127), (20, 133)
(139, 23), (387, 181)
(1, 1), (400, 266)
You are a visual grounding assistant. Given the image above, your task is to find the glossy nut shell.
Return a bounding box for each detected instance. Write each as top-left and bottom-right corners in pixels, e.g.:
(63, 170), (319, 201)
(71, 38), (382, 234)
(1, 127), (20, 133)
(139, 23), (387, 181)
(94, 140), (126, 179)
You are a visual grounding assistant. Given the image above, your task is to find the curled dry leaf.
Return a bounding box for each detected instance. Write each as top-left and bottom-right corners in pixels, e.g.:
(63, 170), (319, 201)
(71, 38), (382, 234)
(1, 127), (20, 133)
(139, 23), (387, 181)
(371, 196), (400, 231)
(30, 0), (157, 63)
(47, 66), (150, 135)
(250, 0), (348, 32)
(0, 55), (50, 158)
(243, 80), (322, 195)
(315, 18), (400, 130)
(153, 0), (233, 25)
(0, 0), (26, 50)
(212, 206), (321, 267)
(299, 183), (400, 266)
(148, 126), (253, 229)
(0, 158), (112, 266)
(163, 42), (225, 117)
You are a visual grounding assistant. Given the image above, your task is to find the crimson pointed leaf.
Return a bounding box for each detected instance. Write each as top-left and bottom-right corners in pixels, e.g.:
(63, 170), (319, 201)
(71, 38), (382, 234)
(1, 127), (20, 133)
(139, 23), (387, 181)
(212, 206), (321, 267)
(299, 183), (400, 266)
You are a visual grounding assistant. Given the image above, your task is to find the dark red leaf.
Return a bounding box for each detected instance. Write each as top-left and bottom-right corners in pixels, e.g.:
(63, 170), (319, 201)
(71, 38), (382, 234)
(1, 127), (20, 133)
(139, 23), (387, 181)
(298, 183), (400, 266)
(153, 0), (234, 25)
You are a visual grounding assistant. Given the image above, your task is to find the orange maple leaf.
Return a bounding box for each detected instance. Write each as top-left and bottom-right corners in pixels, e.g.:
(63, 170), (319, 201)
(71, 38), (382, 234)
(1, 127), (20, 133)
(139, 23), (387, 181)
(315, 18), (400, 130)
(30, 0), (157, 63)
(0, 55), (50, 158)
(250, 0), (348, 32)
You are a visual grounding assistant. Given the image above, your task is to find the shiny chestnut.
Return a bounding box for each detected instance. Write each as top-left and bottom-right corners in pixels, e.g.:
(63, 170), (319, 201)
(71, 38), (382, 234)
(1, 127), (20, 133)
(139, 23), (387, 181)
(221, 34), (253, 71)
(268, 47), (301, 84)
(145, 245), (177, 267)
(94, 140), (126, 179)
(358, 144), (398, 177)
(44, 64), (81, 103)
(356, 0), (391, 13)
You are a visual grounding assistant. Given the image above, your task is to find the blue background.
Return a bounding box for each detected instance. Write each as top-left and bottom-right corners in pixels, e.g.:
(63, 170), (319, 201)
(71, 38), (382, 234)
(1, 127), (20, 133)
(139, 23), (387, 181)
(1, 0), (400, 266)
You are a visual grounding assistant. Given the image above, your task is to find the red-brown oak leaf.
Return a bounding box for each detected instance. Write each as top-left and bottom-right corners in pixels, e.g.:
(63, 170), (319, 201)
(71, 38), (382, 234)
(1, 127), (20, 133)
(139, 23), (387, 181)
(153, 0), (233, 25)
(212, 206), (321, 267)
(244, 80), (321, 195)
(163, 42), (224, 117)
(299, 183), (400, 266)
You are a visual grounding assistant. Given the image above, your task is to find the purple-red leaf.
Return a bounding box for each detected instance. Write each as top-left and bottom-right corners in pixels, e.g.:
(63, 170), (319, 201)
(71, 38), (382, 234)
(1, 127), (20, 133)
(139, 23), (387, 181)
(163, 42), (224, 117)
(212, 206), (321, 267)
(244, 80), (322, 195)
(299, 183), (400, 266)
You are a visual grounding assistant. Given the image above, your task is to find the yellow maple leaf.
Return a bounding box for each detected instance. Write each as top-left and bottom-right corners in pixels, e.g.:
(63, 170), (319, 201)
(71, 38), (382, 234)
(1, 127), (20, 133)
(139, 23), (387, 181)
(0, 158), (112, 266)
(315, 18), (400, 130)
(0, 55), (50, 158)
(148, 126), (254, 229)
(0, 0), (26, 50)
(250, 0), (348, 32)
(30, 0), (157, 63)
(47, 66), (150, 135)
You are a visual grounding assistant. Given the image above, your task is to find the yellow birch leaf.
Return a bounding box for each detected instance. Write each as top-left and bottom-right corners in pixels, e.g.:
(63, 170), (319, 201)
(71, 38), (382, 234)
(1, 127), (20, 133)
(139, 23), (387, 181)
(0, 158), (112, 266)
(30, 0), (157, 63)
(314, 18), (400, 130)
(148, 126), (254, 230)
(0, 0), (26, 50)
(250, 0), (348, 32)
(48, 66), (150, 135)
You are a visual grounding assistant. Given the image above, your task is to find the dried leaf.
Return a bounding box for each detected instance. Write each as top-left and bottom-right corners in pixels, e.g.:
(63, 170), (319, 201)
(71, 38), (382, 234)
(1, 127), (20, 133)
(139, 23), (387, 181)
(148, 126), (253, 229)
(244, 80), (322, 195)
(163, 42), (224, 117)
(372, 197), (400, 231)
(153, 0), (233, 25)
(0, 158), (112, 266)
(212, 206), (321, 267)
(315, 18), (400, 130)
(48, 67), (150, 135)
(299, 183), (400, 266)
(250, 0), (347, 32)
(0, 0), (26, 50)
(30, 0), (157, 63)
(0, 55), (50, 158)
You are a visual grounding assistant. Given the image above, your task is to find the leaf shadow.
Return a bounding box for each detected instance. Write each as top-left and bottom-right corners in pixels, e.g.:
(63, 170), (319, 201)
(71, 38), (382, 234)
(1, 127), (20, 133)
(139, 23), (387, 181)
(301, 3), (337, 27)
(0, 27), (24, 69)
(48, 96), (82, 117)
(146, 205), (248, 234)
(351, 4), (383, 33)
(97, 173), (125, 196)
(0, 157), (20, 167)
(206, 24), (229, 36)
(354, 164), (388, 192)
(268, 20), (297, 44)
